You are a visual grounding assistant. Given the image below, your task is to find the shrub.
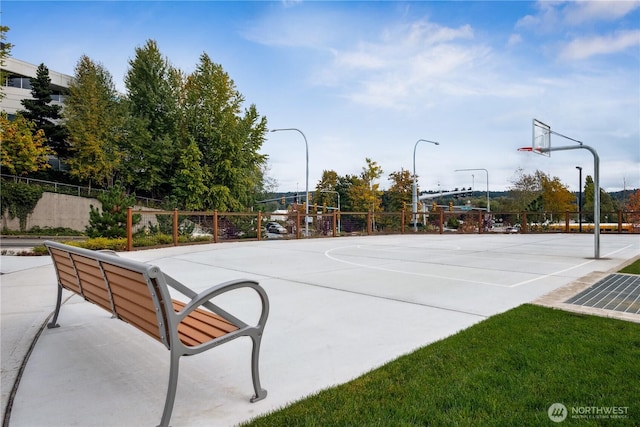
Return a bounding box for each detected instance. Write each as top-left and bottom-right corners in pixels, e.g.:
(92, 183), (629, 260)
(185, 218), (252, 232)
(1, 181), (44, 231)
(67, 237), (127, 251)
(86, 182), (140, 238)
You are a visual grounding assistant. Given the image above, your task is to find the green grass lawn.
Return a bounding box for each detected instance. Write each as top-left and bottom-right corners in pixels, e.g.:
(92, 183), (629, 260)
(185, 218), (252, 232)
(619, 258), (640, 275)
(243, 304), (640, 426)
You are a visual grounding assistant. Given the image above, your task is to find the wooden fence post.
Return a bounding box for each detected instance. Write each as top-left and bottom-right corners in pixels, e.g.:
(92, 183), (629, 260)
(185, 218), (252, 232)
(332, 211), (337, 237)
(126, 207), (133, 251)
(213, 211), (218, 243)
(618, 210), (623, 234)
(257, 211), (262, 241)
(173, 209), (178, 246)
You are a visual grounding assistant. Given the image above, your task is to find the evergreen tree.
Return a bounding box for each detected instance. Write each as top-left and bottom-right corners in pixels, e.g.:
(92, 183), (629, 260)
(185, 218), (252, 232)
(171, 137), (211, 210)
(86, 182), (140, 238)
(64, 55), (125, 188)
(19, 63), (69, 157)
(123, 40), (179, 198)
(182, 53), (267, 211)
(583, 175), (617, 222)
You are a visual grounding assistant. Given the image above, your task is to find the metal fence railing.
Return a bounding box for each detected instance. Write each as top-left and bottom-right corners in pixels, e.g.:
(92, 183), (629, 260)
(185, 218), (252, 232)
(1, 174), (164, 208)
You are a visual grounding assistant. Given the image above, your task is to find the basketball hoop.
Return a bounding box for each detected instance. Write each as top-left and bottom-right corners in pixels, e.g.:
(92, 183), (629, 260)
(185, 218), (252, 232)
(532, 119), (551, 156)
(518, 147), (543, 154)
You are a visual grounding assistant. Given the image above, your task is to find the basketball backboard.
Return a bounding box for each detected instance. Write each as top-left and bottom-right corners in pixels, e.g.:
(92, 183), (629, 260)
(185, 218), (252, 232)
(532, 119), (551, 156)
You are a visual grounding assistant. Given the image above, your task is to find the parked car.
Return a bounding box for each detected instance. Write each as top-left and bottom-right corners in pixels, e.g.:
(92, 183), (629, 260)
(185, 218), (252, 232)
(506, 224), (521, 233)
(267, 224), (287, 234)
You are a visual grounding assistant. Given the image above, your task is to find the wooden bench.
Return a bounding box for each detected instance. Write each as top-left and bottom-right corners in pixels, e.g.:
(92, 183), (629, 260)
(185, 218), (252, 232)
(44, 241), (269, 427)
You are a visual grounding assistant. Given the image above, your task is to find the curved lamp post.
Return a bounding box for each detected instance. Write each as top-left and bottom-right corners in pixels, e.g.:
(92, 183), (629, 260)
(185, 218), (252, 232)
(270, 128), (309, 237)
(412, 139), (440, 232)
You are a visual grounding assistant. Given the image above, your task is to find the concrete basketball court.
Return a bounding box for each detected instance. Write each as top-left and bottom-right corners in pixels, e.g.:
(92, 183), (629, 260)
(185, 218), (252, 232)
(2, 233), (639, 426)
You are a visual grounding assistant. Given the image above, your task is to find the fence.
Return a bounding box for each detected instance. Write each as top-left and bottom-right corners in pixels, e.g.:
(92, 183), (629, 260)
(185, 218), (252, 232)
(1, 174), (163, 208)
(125, 207), (639, 251)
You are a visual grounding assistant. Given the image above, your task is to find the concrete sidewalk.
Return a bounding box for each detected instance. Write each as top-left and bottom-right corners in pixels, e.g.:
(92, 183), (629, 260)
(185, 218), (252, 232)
(2, 234), (639, 426)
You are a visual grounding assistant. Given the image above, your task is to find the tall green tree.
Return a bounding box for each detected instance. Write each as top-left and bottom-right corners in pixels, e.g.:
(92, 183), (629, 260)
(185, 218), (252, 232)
(313, 170), (339, 209)
(122, 40), (179, 197)
(19, 63), (69, 157)
(64, 55), (125, 189)
(384, 168), (412, 212)
(583, 175), (618, 222)
(335, 174), (359, 212)
(181, 53), (267, 211)
(171, 137), (211, 210)
(0, 26), (13, 102)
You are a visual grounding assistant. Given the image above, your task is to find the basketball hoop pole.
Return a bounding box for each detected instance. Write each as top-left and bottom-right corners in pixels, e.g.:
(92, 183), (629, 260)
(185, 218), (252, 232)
(520, 144), (601, 259)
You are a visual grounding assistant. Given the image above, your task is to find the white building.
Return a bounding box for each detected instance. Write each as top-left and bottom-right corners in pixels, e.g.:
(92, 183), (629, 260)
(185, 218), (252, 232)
(1, 57), (73, 116)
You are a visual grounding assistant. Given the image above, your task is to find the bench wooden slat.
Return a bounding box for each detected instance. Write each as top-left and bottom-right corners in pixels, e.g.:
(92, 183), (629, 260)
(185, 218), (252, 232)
(49, 249), (81, 293)
(113, 298), (163, 338)
(69, 254), (113, 312)
(172, 300), (239, 346)
(101, 263), (164, 342)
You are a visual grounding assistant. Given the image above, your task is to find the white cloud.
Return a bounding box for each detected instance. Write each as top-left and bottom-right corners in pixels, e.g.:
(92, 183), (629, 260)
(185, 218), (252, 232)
(315, 20), (492, 110)
(507, 33), (523, 47)
(559, 29), (640, 60)
(563, 0), (640, 25)
(518, 0), (640, 30)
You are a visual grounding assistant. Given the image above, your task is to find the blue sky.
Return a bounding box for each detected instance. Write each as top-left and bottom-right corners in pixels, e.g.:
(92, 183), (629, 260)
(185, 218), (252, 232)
(3, 1), (639, 193)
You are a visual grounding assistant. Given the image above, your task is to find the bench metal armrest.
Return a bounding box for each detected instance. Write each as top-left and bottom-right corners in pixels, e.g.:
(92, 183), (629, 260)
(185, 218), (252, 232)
(175, 279), (269, 332)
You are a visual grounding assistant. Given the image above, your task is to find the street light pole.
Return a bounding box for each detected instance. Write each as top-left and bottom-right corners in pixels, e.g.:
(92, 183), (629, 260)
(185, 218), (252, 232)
(454, 168), (490, 212)
(270, 128), (309, 237)
(576, 166), (582, 232)
(412, 139), (440, 232)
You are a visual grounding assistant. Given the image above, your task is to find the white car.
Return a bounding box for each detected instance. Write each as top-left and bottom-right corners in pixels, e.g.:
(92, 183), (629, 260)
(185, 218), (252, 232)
(268, 224), (287, 234)
(506, 224), (521, 233)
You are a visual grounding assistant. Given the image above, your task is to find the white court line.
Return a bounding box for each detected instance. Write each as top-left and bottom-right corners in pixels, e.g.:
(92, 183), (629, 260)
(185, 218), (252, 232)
(508, 244), (634, 287)
(325, 245), (513, 287)
(325, 244), (635, 289)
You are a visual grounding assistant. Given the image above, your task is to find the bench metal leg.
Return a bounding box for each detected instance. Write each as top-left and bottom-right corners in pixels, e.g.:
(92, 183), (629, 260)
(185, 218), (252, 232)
(47, 285), (63, 329)
(249, 333), (267, 402)
(158, 350), (180, 427)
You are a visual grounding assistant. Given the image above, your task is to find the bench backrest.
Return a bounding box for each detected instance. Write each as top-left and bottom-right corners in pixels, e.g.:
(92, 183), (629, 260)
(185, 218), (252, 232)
(46, 241), (173, 349)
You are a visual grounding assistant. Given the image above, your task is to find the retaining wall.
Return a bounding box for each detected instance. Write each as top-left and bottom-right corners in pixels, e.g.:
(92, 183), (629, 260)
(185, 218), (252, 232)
(1, 192), (100, 232)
